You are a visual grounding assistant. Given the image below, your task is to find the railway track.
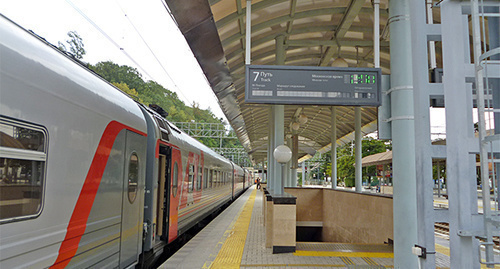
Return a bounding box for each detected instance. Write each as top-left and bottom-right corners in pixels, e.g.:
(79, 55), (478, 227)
(435, 222), (500, 251)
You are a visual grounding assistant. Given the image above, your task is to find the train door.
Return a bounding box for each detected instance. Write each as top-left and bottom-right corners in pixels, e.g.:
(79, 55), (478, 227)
(120, 131), (145, 268)
(157, 145), (172, 241)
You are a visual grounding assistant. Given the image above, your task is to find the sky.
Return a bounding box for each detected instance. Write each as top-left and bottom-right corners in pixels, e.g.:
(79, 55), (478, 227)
(2, 0), (478, 139)
(0, 0), (227, 121)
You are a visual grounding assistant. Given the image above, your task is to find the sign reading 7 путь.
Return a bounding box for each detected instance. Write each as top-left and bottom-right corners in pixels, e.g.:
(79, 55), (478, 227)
(245, 65), (381, 106)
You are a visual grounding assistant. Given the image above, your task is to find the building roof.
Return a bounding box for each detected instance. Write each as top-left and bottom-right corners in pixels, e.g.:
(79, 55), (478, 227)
(361, 151), (392, 167)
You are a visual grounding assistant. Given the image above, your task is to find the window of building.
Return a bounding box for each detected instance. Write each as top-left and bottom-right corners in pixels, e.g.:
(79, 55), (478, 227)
(0, 118), (47, 222)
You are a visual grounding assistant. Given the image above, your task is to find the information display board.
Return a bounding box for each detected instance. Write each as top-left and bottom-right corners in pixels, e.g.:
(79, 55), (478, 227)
(245, 65), (381, 106)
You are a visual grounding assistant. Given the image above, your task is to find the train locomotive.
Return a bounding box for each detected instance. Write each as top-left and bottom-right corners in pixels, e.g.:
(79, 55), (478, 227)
(0, 14), (253, 268)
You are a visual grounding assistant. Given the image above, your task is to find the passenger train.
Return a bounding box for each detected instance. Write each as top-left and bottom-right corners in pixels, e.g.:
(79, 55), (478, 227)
(0, 15), (253, 268)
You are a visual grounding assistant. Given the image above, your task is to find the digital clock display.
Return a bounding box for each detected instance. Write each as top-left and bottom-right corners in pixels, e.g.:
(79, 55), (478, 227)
(350, 74), (376, 84)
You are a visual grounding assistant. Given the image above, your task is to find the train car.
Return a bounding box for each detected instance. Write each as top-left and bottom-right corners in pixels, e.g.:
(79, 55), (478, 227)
(140, 106), (236, 262)
(0, 14), (249, 268)
(232, 163), (245, 198)
(244, 168), (254, 188)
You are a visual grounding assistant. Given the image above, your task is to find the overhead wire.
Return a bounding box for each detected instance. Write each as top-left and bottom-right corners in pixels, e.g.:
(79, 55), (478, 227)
(65, 0), (192, 105)
(114, 0), (192, 105)
(65, 0), (155, 81)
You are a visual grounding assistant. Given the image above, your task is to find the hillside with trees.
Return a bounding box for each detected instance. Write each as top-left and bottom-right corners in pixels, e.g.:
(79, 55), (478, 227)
(88, 61), (242, 149)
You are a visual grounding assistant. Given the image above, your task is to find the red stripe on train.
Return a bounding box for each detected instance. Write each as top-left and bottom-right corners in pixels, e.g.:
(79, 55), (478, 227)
(50, 121), (146, 268)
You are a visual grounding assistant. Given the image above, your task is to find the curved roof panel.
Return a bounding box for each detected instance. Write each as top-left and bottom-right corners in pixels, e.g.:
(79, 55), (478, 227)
(165, 0), (394, 164)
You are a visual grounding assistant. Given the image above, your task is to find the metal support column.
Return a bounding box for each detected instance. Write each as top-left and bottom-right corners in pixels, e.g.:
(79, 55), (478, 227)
(373, 0), (380, 69)
(437, 161), (441, 198)
(389, 0), (418, 267)
(471, 0), (495, 265)
(441, 2), (479, 267)
(271, 34), (286, 193)
(331, 107), (337, 189)
(291, 132), (298, 187)
(286, 136), (292, 187)
(354, 107), (362, 192)
(426, 1), (437, 70)
(301, 162), (305, 186)
(245, 0), (251, 65)
(492, 18), (500, 212)
(409, 0), (437, 267)
(268, 107), (275, 191)
(272, 105), (285, 192)
(261, 161), (265, 183)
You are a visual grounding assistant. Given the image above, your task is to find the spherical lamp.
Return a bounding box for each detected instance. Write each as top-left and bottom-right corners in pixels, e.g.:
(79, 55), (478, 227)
(298, 114), (308, 124)
(332, 57), (349, 67)
(274, 145), (292, 164)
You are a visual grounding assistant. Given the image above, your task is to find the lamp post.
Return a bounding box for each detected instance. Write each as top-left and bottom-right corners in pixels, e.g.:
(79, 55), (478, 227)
(274, 145), (292, 195)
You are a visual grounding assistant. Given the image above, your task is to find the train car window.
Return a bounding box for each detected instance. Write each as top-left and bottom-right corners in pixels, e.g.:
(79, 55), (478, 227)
(0, 119), (47, 222)
(154, 116), (167, 130)
(128, 153), (139, 204)
(209, 170), (213, 188)
(203, 168), (208, 189)
(172, 162), (178, 197)
(188, 165), (194, 192)
(197, 167), (202, 191)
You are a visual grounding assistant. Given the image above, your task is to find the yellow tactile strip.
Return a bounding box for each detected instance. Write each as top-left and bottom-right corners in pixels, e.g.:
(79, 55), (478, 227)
(294, 242), (394, 258)
(296, 242), (394, 253)
(210, 189), (257, 269)
(294, 250), (394, 258)
(240, 264), (347, 267)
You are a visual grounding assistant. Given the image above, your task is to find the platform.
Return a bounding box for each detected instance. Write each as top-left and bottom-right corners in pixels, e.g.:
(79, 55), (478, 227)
(160, 186), (458, 268)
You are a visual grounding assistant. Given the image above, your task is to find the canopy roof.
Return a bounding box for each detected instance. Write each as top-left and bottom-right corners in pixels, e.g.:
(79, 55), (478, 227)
(164, 0), (430, 164)
(361, 151), (392, 167)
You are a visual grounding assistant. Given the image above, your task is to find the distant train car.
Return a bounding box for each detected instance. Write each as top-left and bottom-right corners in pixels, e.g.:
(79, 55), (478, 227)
(244, 168), (254, 187)
(0, 14), (249, 268)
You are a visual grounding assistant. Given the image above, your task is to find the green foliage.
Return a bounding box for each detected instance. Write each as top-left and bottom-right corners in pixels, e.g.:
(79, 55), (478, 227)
(90, 61), (145, 92)
(334, 138), (391, 187)
(337, 147), (355, 187)
(58, 31), (85, 59)
(89, 61), (241, 148)
(112, 82), (143, 103)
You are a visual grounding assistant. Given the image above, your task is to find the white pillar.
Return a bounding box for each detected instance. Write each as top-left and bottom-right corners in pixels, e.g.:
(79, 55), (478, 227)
(354, 107), (362, 192)
(331, 107), (337, 189)
(389, 0), (418, 267)
(268, 107), (274, 190)
(272, 105), (285, 192)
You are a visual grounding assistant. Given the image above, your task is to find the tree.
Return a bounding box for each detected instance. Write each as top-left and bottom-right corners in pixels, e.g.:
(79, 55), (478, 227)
(58, 31), (86, 59)
(112, 82), (142, 103)
(333, 138), (391, 187)
(90, 61), (145, 91)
